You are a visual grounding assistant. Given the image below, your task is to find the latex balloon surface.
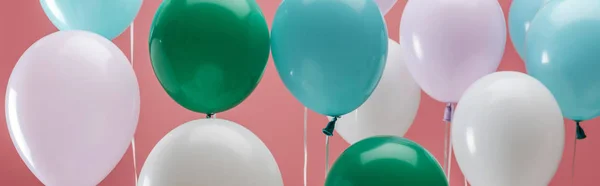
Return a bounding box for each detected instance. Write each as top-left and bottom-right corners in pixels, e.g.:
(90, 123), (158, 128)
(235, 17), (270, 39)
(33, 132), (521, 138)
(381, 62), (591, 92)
(526, 0), (600, 121)
(336, 39), (420, 144)
(149, 0), (270, 114)
(400, 0), (506, 103)
(40, 0), (142, 39)
(138, 119), (283, 186)
(326, 136), (447, 186)
(272, 0), (388, 116)
(6, 30), (140, 186)
(508, 0), (550, 60)
(452, 72), (564, 186)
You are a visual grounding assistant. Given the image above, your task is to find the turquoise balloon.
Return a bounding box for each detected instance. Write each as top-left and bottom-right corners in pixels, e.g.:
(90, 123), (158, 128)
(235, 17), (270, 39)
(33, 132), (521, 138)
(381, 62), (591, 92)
(41, 0), (143, 40)
(526, 0), (600, 121)
(271, 0), (388, 117)
(508, 0), (550, 60)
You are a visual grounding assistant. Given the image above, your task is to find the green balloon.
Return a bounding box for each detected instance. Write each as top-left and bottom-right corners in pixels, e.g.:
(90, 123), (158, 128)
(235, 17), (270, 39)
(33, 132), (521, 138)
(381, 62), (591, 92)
(149, 0), (270, 114)
(326, 136), (448, 186)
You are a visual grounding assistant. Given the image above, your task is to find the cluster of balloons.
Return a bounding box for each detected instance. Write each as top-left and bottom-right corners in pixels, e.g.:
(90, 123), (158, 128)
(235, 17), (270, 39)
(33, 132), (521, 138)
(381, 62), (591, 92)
(6, 1), (142, 186)
(140, 0), (283, 185)
(13, 0), (600, 185)
(272, 0), (448, 185)
(452, 0), (600, 185)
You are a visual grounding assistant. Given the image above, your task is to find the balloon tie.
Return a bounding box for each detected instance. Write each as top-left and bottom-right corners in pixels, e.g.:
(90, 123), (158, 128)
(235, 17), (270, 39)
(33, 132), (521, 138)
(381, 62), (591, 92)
(444, 103), (454, 122)
(206, 113), (214, 119)
(323, 116), (339, 176)
(443, 103), (454, 178)
(576, 120), (586, 140)
(322, 116), (339, 136)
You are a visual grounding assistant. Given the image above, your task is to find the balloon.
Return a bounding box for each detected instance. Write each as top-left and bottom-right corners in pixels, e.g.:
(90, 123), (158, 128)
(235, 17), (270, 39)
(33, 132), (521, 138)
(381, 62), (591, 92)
(400, 0), (506, 103)
(40, 0), (142, 40)
(526, 0), (600, 121)
(508, 0), (550, 60)
(6, 30), (139, 186)
(272, 0), (387, 116)
(326, 136), (447, 186)
(138, 119), (283, 186)
(452, 71), (564, 186)
(335, 39), (420, 144)
(374, 0), (398, 15)
(149, 0), (270, 114)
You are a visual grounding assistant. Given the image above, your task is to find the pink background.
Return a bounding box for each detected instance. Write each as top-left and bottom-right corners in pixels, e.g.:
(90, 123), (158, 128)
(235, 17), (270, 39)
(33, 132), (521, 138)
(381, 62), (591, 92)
(0, 0), (597, 185)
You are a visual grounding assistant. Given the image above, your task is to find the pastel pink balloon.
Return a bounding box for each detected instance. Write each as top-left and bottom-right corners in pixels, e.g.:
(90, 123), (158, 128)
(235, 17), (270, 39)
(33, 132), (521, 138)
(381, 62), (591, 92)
(374, 0), (397, 15)
(5, 30), (140, 186)
(400, 0), (506, 103)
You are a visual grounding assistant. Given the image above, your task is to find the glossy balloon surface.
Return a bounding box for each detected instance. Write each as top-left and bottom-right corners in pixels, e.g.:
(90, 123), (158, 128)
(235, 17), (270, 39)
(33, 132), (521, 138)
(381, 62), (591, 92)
(138, 119), (283, 186)
(453, 72), (564, 186)
(272, 0), (388, 116)
(526, 0), (600, 121)
(149, 0), (270, 114)
(326, 136), (447, 186)
(40, 0), (142, 39)
(6, 30), (140, 186)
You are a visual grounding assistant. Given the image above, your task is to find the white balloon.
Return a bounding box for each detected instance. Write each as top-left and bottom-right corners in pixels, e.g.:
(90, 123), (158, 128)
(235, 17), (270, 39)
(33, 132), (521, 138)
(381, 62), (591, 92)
(138, 119), (283, 186)
(452, 71), (564, 186)
(335, 39), (421, 144)
(6, 30), (139, 186)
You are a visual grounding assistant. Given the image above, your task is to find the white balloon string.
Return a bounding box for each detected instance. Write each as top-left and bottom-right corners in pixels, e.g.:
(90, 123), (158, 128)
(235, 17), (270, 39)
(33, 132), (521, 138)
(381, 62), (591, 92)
(572, 126), (578, 186)
(443, 103), (455, 182)
(447, 136), (453, 180)
(325, 135), (330, 176)
(304, 107), (308, 186)
(444, 121), (449, 174)
(131, 138), (138, 186)
(130, 22), (139, 186)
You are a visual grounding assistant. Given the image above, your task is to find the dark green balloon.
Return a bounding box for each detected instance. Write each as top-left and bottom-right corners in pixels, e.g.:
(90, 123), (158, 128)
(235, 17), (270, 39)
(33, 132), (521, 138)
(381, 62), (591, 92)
(326, 136), (448, 186)
(149, 0), (270, 114)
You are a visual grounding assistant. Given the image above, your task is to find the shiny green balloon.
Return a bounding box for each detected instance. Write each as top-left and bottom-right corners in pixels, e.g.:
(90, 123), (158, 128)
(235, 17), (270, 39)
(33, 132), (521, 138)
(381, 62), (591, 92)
(326, 136), (448, 186)
(149, 0), (270, 114)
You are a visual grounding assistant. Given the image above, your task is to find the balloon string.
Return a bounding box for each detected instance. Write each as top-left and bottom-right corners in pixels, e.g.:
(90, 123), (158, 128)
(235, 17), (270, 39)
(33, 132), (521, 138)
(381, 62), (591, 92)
(447, 136), (453, 180)
(130, 22), (139, 186)
(443, 121), (449, 174)
(465, 176), (468, 186)
(323, 116), (338, 177)
(304, 107), (308, 186)
(444, 103), (455, 182)
(325, 135), (330, 176)
(572, 122), (579, 186)
(131, 138), (138, 186)
(443, 103), (454, 178)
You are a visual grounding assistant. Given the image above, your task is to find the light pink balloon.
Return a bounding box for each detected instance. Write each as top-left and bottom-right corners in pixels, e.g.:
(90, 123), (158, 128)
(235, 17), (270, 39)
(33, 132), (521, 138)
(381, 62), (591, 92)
(400, 0), (506, 103)
(374, 0), (397, 15)
(5, 31), (140, 186)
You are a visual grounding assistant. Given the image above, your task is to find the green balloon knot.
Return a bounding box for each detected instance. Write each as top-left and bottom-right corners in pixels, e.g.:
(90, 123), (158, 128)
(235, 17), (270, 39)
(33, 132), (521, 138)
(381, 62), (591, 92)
(576, 120), (586, 140)
(322, 117), (339, 136)
(206, 113), (214, 119)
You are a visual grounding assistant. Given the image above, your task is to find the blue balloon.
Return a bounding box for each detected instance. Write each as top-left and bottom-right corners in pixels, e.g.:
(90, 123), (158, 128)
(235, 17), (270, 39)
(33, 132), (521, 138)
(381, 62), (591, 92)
(40, 0), (143, 40)
(526, 0), (600, 121)
(508, 0), (550, 60)
(271, 0), (387, 117)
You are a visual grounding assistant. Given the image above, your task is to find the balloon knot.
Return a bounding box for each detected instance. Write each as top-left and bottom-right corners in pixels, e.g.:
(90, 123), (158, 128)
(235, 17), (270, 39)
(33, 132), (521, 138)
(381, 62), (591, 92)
(444, 103), (454, 122)
(206, 113), (214, 119)
(322, 117), (339, 136)
(576, 121), (587, 140)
